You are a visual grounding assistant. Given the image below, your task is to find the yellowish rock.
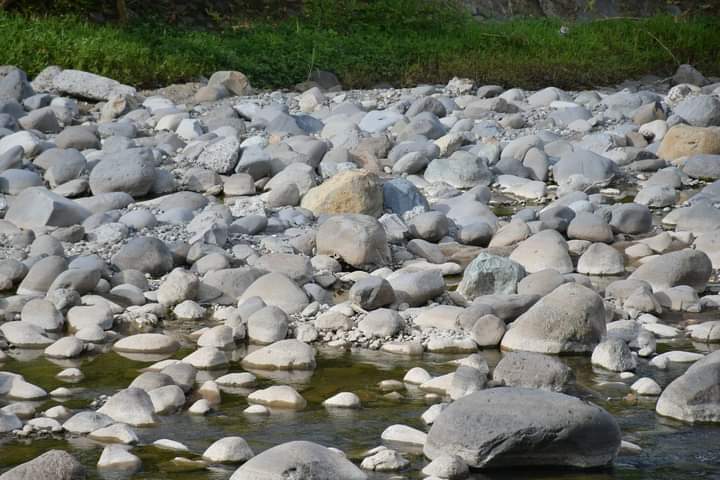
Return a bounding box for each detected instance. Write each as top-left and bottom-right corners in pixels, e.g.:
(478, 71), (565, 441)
(301, 169), (383, 217)
(657, 125), (720, 161)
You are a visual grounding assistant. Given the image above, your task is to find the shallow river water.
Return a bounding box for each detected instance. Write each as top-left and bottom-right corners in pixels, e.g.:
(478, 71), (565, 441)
(2, 332), (720, 480)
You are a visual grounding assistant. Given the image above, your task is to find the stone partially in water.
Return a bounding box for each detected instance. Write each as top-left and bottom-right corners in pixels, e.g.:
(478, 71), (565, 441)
(230, 441), (366, 480)
(241, 339), (316, 370)
(424, 387), (621, 468)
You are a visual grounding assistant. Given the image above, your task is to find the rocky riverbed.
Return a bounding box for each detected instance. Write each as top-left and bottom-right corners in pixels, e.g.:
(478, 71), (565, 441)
(1, 63), (720, 479)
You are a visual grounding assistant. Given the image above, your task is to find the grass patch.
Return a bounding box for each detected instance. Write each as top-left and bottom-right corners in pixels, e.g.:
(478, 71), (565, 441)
(1, 7), (719, 90)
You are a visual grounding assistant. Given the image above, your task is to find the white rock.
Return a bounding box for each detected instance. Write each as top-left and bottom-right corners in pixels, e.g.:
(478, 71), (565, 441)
(380, 424), (427, 446)
(322, 392), (361, 409)
(631, 377), (662, 396)
(97, 445), (142, 472)
(247, 385), (306, 410)
(202, 436), (254, 463)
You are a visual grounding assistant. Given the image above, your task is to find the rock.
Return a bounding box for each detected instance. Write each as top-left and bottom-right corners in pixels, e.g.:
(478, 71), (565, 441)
(500, 283), (606, 354)
(62, 411), (113, 434)
(182, 347), (228, 369)
(203, 436), (254, 463)
(383, 177), (429, 215)
(407, 211), (449, 242)
(248, 385), (306, 409)
(247, 306), (289, 344)
(0, 322), (53, 348)
(97, 388), (157, 426)
(53, 69), (135, 101)
(424, 388), (621, 468)
(316, 214), (390, 269)
(381, 424), (427, 446)
(97, 445), (141, 472)
(387, 269), (445, 307)
(424, 151), (493, 188)
(421, 454), (469, 479)
(361, 448), (409, 471)
(358, 309), (404, 338)
(509, 230), (573, 274)
(609, 203), (652, 235)
(577, 243), (625, 276)
(89, 148), (156, 197)
(0, 410), (22, 433)
(89, 423), (139, 445)
(241, 339), (316, 370)
(229, 441), (366, 480)
(44, 336), (84, 358)
(631, 377), (662, 396)
(674, 95), (720, 127)
(113, 334), (179, 354)
(492, 351), (573, 392)
(5, 187), (90, 229)
(157, 268), (198, 306)
(657, 125), (720, 160)
(208, 70), (251, 96)
(112, 236), (174, 275)
(458, 252), (525, 299)
(591, 339), (637, 372)
(323, 392), (361, 409)
(553, 149), (618, 188)
(0, 450), (84, 480)
(301, 170), (383, 217)
(468, 314), (506, 347)
(238, 273), (309, 315)
(349, 276), (396, 310)
(656, 352), (720, 422)
(628, 249), (712, 292)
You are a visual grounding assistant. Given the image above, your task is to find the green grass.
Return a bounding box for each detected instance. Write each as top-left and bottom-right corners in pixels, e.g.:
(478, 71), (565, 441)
(1, 7), (719, 91)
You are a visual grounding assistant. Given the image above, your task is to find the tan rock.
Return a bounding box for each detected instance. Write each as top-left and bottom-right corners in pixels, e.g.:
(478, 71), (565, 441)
(657, 125), (720, 161)
(301, 169), (383, 217)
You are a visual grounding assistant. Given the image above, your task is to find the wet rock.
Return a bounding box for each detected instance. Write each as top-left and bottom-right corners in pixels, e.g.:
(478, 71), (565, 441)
(424, 387), (621, 468)
(241, 339), (316, 370)
(492, 351), (573, 392)
(97, 388), (157, 426)
(229, 441), (366, 480)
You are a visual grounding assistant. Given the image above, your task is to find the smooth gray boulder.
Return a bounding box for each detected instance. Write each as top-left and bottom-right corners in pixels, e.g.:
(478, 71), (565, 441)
(628, 249), (712, 292)
(89, 148), (156, 197)
(424, 388), (621, 468)
(241, 339), (316, 370)
(387, 269), (445, 307)
(229, 441), (366, 480)
(591, 339), (637, 372)
(52, 69), (136, 101)
(509, 230), (573, 274)
(5, 187), (90, 229)
(492, 352), (574, 392)
(0, 450), (85, 480)
(457, 252), (525, 299)
(238, 273), (309, 315)
(348, 276), (396, 310)
(553, 149), (617, 188)
(112, 237), (174, 275)
(424, 151), (493, 188)
(500, 283), (606, 354)
(656, 351), (720, 423)
(316, 214), (390, 269)
(97, 388), (158, 426)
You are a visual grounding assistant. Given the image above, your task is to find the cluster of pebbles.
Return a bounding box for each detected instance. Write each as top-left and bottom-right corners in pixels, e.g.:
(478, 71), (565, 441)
(1, 62), (720, 479)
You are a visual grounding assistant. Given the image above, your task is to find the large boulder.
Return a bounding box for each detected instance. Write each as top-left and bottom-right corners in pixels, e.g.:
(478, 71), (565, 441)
(301, 170), (383, 217)
(657, 125), (720, 161)
(5, 187), (91, 229)
(52, 69), (136, 101)
(97, 388), (157, 426)
(424, 388), (621, 468)
(237, 273), (308, 315)
(674, 95), (720, 127)
(424, 151), (493, 188)
(229, 441), (366, 480)
(0, 450), (85, 480)
(241, 339), (316, 370)
(509, 230), (573, 274)
(89, 148), (156, 197)
(655, 351), (720, 423)
(500, 283), (606, 354)
(628, 249), (712, 293)
(553, 149), (617, 188)
(316, 214), (390, 269)
(457, 252), (526, 299)
(111, 237), (174, 275)
(492, 351), (574, 392)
